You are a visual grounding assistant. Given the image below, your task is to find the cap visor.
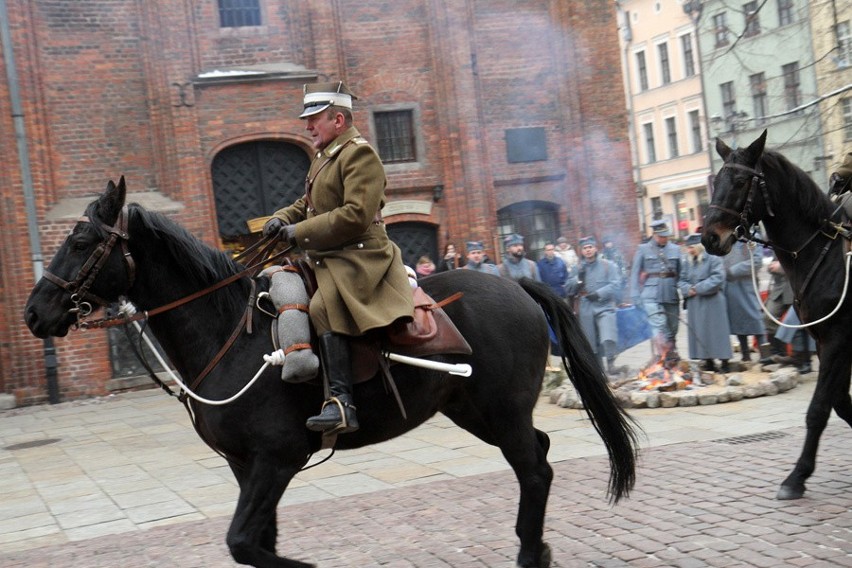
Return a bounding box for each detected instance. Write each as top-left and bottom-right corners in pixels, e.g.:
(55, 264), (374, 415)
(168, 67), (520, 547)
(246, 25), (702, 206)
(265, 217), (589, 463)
(299, 103), (330, 119)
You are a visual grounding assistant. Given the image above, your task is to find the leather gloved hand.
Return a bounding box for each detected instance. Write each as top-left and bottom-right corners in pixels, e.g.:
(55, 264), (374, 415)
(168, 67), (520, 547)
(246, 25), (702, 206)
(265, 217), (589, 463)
(585, 291), (599, 302)
(283, 224), (297, 246)
(262, 217), (284, 238)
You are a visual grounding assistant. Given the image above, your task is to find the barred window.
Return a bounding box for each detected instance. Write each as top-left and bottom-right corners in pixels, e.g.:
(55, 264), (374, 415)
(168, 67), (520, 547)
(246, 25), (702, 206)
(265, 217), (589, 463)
(842, 97), (852, 141)
(374, 110), (416, 163)
(218, 0), (261, 28)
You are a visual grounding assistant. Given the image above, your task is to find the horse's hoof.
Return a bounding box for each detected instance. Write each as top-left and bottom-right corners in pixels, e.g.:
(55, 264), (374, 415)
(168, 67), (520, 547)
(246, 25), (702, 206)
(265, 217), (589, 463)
(517, 542), (552, 568)
(776, 485), (805, 500)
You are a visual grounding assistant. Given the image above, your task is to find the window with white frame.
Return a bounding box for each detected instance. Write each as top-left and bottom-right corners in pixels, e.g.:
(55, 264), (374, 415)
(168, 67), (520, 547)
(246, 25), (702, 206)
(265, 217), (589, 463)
(643, 122), (656, 163)
(658, 42), (671, 85)
(750, 73), (768, 125)
(688, 110), (702, 154)
(777, 0), (794, 26)
(713, 13), (729, 47)
(838, 21), (851, 67)
(743, 1), (761, 37)
(681, 33), (695, 77)
(843, 97), (852, 140)
(636, 50), (649, 91)
(721, 81), (736, 119)
(782, 61), (801, 112)
(665, 117), (679, 159)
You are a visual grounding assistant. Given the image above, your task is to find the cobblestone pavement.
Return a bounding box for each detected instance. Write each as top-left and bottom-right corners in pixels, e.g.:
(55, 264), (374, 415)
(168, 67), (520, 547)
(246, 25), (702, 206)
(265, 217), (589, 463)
(2, 419), (850, 567)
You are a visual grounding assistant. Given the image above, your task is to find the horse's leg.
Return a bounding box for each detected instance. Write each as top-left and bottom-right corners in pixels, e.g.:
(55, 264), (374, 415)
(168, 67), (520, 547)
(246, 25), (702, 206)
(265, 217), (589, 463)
(777, 347), (851, 500)
(228, 462), (280, 557)
(226, 458), (314, 568)
(443, 404), (553, 568)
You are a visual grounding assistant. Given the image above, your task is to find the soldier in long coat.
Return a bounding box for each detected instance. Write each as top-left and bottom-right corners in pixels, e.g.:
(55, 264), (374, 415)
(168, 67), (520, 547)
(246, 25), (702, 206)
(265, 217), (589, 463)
(678, 234), (732, 372)
(264, 81), (414, 435)
(629, 220), (682, 359)
(565, 236), (621, 373)
(722, 240), (766, 362)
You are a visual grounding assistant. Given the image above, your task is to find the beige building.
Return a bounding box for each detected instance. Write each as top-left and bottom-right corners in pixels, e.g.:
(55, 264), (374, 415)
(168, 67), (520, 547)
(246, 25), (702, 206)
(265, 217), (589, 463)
(617, 0), (711, 241)
(810, 0), (852, 177)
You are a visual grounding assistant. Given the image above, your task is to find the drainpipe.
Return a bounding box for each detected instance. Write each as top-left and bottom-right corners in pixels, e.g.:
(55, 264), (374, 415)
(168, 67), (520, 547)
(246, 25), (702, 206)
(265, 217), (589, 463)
(0, 0), (60, 404)
(615, 2), (647, 234)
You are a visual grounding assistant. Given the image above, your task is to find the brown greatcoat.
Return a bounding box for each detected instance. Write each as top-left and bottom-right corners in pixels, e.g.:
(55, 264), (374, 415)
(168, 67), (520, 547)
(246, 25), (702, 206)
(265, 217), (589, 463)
(270, 126), (414, 336)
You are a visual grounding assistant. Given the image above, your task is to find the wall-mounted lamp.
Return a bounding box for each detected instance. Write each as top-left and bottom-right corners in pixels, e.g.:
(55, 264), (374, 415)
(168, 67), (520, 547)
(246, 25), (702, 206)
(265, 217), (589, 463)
(432, 184), (444, 202)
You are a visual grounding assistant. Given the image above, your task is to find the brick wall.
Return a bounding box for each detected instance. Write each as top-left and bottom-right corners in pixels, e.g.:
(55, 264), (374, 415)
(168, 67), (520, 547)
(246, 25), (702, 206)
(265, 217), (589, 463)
(0, 0), (636, 405)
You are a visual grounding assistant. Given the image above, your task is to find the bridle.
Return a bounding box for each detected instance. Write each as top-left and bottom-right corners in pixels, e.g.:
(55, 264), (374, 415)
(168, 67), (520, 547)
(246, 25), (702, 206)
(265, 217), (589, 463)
(711, 158), (852, 309)
(708, 161), (773, 241)
(42, 205), (136, 327)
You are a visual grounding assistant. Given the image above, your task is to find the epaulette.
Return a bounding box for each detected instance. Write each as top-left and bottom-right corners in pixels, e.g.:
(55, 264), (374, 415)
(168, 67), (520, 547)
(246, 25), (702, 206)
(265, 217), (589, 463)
(353, 136), (370, 145)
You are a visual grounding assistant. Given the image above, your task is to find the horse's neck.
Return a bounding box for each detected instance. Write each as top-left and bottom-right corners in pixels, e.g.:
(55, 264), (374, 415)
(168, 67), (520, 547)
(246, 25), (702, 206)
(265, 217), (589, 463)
(127, 239), (250, 378)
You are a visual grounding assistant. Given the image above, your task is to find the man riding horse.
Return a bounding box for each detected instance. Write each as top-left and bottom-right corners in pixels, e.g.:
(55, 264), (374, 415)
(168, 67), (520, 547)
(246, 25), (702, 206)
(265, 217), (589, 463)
(263, 81), (414, 435)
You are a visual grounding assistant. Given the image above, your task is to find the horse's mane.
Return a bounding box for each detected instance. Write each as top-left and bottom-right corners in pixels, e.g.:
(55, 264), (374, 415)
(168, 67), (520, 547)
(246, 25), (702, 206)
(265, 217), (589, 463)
(760, 148), (830, 222)
(84, 199), (246, 311)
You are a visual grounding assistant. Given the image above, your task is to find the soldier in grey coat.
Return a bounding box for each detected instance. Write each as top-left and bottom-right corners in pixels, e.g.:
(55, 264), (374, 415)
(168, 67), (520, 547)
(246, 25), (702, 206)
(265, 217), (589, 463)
(566, 236), (621, 374)
(722, 240), (766, 362)
(629, 220), (682, 361)
(678, 234), (732, 373)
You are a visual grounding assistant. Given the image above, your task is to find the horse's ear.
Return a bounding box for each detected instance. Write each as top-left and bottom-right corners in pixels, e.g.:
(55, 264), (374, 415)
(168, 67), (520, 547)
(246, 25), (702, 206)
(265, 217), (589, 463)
(715, 137), (732, 161)
(745, 130), (767, 162)
(97, 176), (127, 224)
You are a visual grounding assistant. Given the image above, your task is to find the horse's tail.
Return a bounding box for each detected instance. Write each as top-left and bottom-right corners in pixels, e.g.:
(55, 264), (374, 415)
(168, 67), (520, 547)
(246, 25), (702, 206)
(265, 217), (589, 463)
(519, 278), (639, 503)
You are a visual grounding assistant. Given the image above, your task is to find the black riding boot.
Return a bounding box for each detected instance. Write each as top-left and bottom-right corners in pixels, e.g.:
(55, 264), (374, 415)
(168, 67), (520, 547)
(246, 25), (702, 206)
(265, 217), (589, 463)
(306, 333), (359, 434)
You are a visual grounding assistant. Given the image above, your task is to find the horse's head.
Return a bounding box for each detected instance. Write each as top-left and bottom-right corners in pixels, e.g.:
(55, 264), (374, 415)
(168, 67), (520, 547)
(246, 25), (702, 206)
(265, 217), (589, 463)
(701, 130), (768, 256)
(24, 177), (136, 338)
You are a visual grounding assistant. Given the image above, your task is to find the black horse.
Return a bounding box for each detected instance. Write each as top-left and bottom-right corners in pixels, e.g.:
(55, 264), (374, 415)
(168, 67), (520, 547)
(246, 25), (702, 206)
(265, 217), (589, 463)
(702, 131), (852, 500)
(24, 178), (638, 568)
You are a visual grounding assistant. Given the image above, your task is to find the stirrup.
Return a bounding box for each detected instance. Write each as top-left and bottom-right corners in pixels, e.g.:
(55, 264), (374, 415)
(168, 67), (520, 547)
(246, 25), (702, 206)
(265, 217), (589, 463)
(312, 396), (358, 435)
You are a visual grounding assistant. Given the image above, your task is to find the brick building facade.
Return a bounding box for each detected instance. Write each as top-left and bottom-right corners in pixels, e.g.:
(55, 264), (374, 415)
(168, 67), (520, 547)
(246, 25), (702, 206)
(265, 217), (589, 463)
(1, 0), (637, 405)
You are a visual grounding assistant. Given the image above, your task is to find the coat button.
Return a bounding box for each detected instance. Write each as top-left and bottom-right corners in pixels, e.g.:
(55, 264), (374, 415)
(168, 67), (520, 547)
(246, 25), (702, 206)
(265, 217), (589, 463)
(357, 243), (364, 249)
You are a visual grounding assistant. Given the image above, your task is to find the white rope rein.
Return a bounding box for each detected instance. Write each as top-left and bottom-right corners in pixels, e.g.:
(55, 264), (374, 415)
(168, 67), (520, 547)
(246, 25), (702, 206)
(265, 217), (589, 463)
(118, 301), (275, 406)
(116, 301), (473, 406)
(748, 243), (852, 329)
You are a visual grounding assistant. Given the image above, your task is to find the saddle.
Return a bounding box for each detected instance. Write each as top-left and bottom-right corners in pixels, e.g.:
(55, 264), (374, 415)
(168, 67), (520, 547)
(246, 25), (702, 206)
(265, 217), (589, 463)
(268, 258), (472, 385)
